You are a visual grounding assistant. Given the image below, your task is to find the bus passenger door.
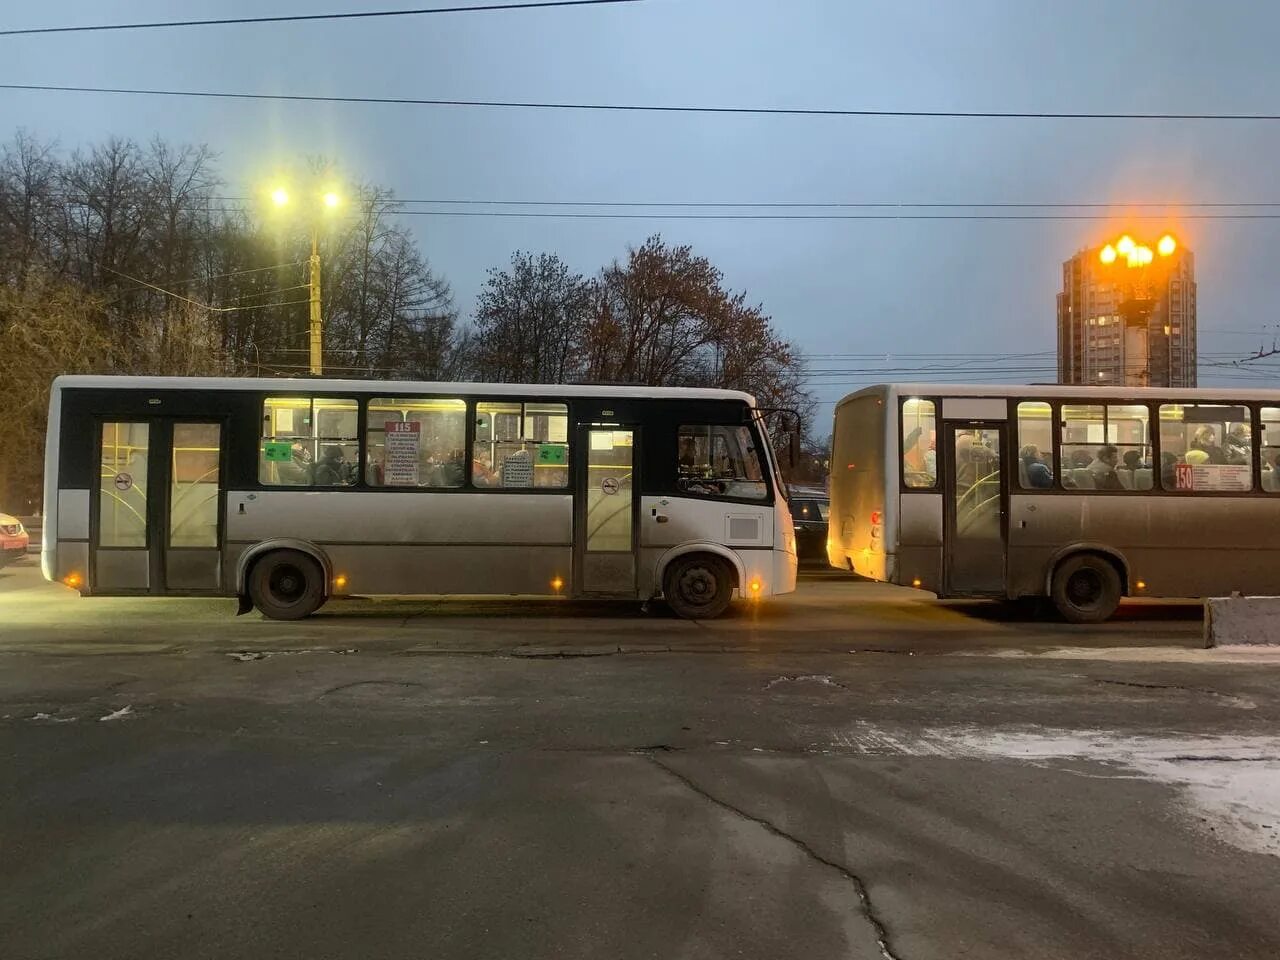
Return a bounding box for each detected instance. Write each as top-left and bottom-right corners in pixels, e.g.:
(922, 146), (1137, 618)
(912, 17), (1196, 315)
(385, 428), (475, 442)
(160, 421), (225, 592)
(943, 422), (1008, 595)
(576, 426), (639, 596)
(91, 420), (224, 594)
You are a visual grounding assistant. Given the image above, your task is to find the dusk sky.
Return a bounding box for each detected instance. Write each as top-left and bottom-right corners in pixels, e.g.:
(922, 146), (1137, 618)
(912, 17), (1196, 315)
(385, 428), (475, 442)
(4, 0), (1280, 412)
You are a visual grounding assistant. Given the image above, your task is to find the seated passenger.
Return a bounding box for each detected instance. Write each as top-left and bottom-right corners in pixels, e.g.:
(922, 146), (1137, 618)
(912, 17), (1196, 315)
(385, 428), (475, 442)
(313, 444), (352, 486)
(1160, 452), (1178, 489)
(1087, 444), (1122, 491)
(1225, 424), (1252, 465)
(1121, 450), (1145, 472)
(1191, 427), (1227, 465)
(1019, 444), (1053, 489)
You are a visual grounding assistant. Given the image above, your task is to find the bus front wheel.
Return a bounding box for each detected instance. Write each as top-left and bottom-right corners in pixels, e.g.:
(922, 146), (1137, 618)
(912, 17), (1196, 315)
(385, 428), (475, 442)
(248, 549), (327, 621)
(664, 554), (733, 620)
(1050, 554), (1122, 624)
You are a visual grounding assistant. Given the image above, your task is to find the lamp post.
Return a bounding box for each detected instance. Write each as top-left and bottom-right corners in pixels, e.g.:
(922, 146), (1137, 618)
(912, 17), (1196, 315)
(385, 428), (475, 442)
(1096, 232), (1178, 387)
(270, 186), (341, 375)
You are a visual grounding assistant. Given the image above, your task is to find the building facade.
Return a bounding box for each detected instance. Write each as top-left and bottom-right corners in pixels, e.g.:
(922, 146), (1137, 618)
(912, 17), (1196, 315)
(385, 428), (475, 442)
(1057, 244), (1197, 387)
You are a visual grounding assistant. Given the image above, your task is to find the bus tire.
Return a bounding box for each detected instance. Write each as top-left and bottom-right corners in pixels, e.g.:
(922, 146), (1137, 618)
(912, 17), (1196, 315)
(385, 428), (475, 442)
(247, 549), (326, 621)
(664, 554), (734, 620)
(1050, 554), (1122, 624)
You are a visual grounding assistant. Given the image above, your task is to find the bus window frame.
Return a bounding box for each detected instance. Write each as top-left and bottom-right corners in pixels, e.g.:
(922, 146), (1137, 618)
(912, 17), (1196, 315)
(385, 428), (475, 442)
(672, 420), (777, 506)
(468, 398), (572, 494)
(898, 395), (941, 493)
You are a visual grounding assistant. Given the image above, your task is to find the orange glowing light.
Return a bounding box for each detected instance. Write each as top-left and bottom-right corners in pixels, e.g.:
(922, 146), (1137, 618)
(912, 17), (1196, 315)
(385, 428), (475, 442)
(1136, 580), (1147, 590)
(749, 579), (762, 594)
(1099, 244), (1117, 265)
(1137, 246), (1154, 266)
(551, 576), (564, 592)
(912, 578), (922, 588)
(334, 575), (348, 590)
(1116, 235), (1135, 255)
(63, 573), (82, 588)
(1157, 234), (1176, 257)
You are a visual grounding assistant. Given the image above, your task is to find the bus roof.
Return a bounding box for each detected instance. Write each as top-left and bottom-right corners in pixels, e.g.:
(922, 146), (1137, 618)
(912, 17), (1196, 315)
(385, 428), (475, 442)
(835, 382), (1280, 411)
(51, 375), (757, 405)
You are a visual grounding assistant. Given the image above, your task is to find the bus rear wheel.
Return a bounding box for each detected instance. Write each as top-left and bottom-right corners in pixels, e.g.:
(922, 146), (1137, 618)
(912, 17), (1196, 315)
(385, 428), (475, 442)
(1050, 554), (1122, 624)
(248, 549), (326, 621)
(664, 554), (733, 620)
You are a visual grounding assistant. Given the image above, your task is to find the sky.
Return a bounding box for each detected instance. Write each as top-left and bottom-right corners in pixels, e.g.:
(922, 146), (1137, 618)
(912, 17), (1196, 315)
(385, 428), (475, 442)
(3, 0), (1280, 413)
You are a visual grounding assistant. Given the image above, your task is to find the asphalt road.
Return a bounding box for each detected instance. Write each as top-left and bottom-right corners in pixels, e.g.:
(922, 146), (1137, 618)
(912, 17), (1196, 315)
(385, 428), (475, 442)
(2, 560), (1278, 959)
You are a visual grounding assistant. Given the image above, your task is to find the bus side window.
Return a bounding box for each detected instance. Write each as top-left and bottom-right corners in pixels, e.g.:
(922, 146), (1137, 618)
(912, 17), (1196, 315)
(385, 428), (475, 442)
(900, 398), (936, 489)
(1159, 404), (1252, 493)
(1016, 401), (1053, 490)
(260, 397), (358, 487)
(677, 425), (768, 501)
(1059, 403), (1151, 492)
(1264, 408), (1280, 493)
(471, 401), (569, 489)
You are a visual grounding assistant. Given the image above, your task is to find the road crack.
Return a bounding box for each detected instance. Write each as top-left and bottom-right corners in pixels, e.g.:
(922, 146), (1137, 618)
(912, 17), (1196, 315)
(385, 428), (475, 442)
(646, 755), (902, 960)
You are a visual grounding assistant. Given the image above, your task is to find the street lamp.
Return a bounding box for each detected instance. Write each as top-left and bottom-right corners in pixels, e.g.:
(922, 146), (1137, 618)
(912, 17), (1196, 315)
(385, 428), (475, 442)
(1095, 231), (1180, 387)
(268, 184), (342, 376)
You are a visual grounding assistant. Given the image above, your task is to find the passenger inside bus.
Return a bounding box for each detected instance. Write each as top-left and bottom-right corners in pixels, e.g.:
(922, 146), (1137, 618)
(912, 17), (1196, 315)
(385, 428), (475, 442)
(1019, 444), (1054, 488)
(955, 433), (996, 495)
(1087, 445), (1123, 491)
(1191, 427), (1227, 464)
(1225, 424), (1252, 465)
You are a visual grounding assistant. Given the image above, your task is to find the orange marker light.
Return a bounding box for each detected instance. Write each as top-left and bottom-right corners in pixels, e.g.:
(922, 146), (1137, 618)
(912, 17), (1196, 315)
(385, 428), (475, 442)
(64, 573), (82, 588)
(551, 577), (564, 592)
(333, 575), (348, 590)
(912, 578), (922, 588)
(1136, 580), (1147, 591)
(749, 579), (762, 595)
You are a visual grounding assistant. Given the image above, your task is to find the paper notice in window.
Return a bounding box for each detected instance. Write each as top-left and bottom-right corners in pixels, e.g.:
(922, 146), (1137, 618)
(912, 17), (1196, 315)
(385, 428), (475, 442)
(1192, 463), (1251, 491)
(384, 421), (421, 485)
(501, 454), (534, 487)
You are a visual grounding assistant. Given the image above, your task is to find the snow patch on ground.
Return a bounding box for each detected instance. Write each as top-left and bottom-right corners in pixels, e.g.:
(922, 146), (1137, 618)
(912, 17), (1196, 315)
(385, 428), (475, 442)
(98, 705), (134, 722)
(766, 674), (845, 690)
(958, 646), (1280, 663)
(832, 724), (1280, 857)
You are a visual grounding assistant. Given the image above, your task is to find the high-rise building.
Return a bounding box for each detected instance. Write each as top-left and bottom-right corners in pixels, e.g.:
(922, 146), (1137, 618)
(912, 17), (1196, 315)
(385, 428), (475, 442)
(1057, 238), (1196, 387)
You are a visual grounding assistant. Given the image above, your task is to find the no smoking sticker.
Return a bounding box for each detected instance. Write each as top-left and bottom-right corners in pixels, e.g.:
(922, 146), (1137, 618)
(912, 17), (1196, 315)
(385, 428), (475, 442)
(113, 473), (133, 492)
(600, 477), (620, 495)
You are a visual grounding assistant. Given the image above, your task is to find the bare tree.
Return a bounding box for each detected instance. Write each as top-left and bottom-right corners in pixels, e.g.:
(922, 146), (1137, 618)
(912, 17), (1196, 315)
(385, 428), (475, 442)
(470, 251), (590, 383)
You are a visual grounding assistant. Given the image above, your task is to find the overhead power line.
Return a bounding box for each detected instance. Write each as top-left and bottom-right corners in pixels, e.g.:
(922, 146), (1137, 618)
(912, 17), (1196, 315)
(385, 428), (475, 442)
(4, 82), (1280, 121)
(387, 210), (1280, 221)
(39, 190), (1280, 209)
(0, 1), (647, 37)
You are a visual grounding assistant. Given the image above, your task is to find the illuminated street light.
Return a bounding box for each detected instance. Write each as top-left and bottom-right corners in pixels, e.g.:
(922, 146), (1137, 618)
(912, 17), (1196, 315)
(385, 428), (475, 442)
(264, 181), (346, 374)
(1099, 244), (1117, 265)
(1157, 234), (1177, 257)
(1116, 235), (1135, 255)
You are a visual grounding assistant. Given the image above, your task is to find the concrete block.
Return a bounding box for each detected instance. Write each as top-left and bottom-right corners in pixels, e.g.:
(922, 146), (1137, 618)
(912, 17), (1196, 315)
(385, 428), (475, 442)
(1205, 596), (1280, 647)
